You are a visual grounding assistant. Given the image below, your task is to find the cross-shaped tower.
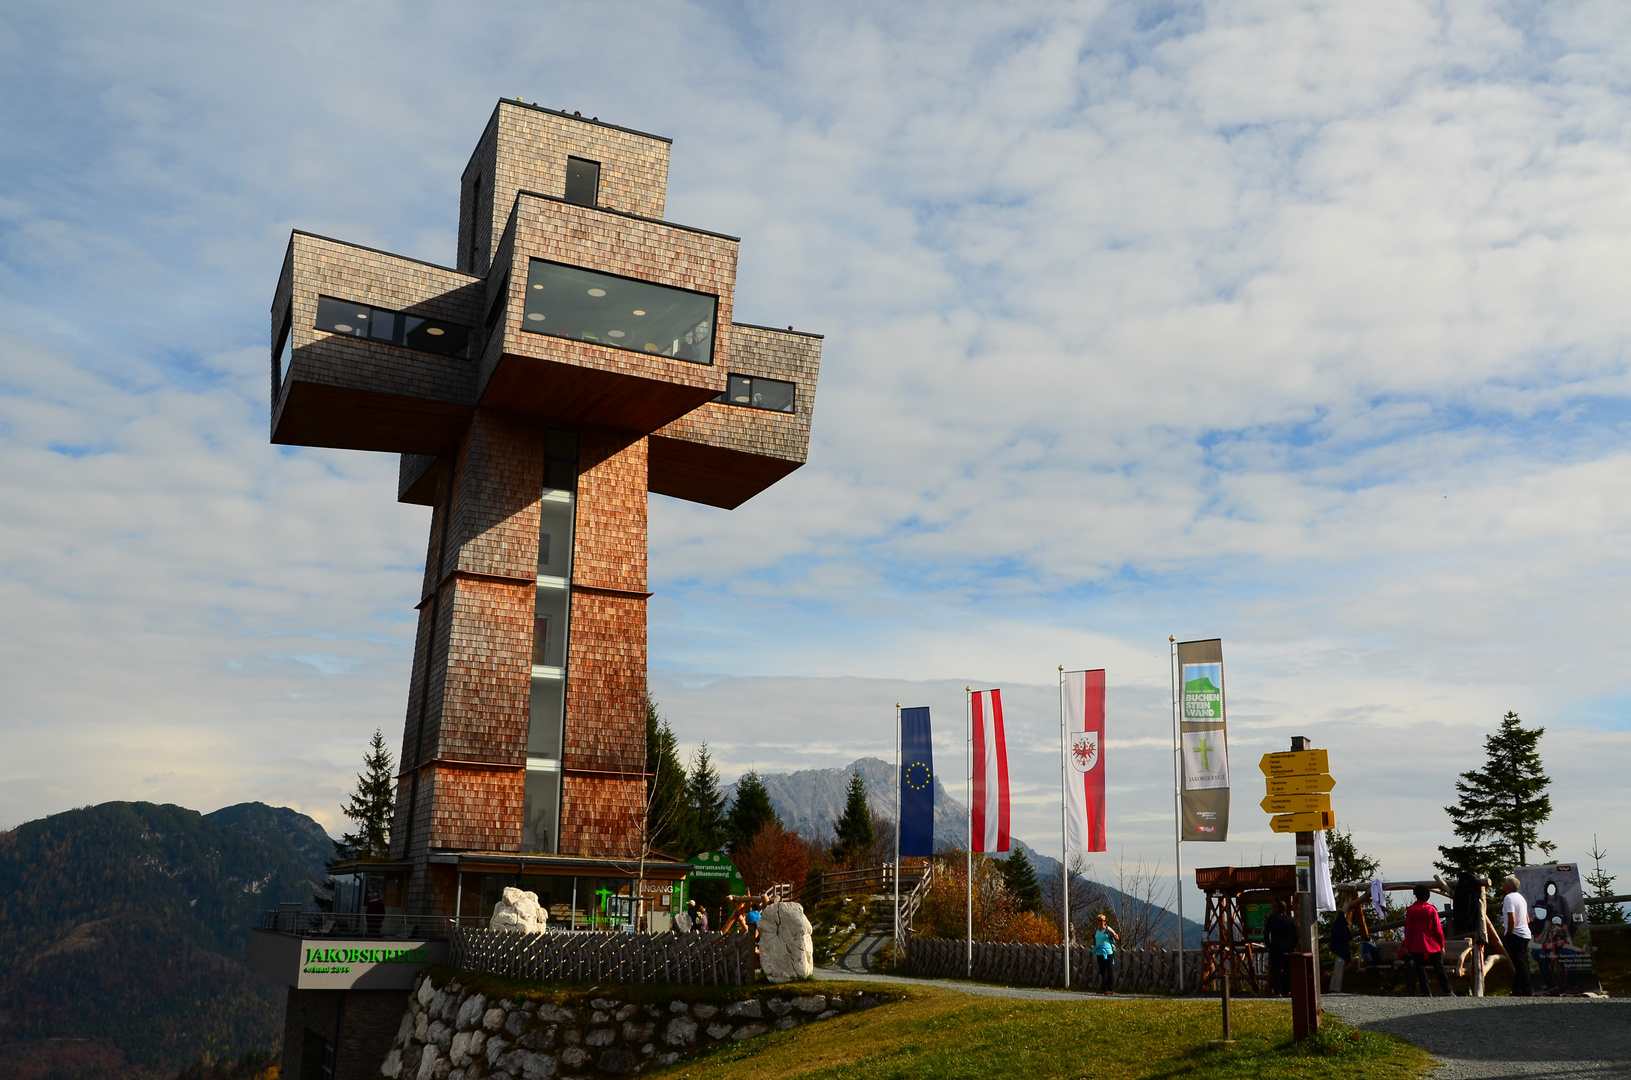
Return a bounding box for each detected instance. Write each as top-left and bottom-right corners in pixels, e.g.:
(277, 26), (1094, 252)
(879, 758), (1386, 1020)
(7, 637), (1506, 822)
(270, 100), (821, 924)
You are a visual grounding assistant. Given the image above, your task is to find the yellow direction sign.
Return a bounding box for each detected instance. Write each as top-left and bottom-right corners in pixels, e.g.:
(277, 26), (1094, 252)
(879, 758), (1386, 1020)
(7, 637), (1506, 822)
(1269, 809), (1335, 834)
(1260, 793), (1332, 816)
(1259, 749), (1329, 777)
(1265, 773), (1336, 796)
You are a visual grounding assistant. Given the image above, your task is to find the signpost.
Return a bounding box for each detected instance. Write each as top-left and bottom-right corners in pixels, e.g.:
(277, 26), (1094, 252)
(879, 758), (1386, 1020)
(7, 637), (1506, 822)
(1260, 738), (1334, 1040)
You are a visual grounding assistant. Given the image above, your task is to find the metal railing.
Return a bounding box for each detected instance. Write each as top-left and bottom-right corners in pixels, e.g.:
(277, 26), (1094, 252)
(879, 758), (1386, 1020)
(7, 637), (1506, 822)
(452, 925), (755, 985)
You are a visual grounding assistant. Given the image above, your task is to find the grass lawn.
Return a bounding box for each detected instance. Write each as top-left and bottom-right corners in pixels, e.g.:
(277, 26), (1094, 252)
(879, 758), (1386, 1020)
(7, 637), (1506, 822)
(649, 983), (1433, 1080)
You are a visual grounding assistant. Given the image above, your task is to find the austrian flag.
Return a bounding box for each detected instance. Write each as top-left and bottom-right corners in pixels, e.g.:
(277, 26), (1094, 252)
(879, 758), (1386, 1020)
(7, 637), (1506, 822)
(970, 688), (1011, 853)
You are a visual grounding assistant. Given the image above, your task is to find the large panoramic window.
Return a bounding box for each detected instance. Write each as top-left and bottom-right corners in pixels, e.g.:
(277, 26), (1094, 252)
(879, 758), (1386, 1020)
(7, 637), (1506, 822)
(522, 258), (716, 365)
(717, 374), (795, 413)
(524, 428), (579, 855)
(314, 295), (472, 359)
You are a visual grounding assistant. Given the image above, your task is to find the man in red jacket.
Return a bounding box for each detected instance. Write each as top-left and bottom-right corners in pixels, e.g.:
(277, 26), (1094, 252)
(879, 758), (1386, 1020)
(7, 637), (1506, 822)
(1402, 884), (1453, 996)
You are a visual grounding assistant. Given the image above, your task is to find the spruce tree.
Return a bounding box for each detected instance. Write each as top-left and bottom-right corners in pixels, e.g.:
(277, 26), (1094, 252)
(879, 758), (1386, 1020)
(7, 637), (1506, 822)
(1586, 835), (1626, 925)
(832, 772), (875, 860)
(645, 695), (691, 855)
(727, 770), (780, 852)
(681, 743), (729, 856)
(1325, 826), (1381, 886)
(339, 728), (395, 859)
(1435, 711), (1555, 877)
(1001, 847), (1044, 914)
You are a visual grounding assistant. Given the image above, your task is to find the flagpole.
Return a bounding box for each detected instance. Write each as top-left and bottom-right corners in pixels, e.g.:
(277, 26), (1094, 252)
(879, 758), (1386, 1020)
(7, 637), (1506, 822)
(966, 685), (973, 979)
(894, 702), (901, 967)
(1170, 635), (1184, 993)
(1058, 665), (1069, 990)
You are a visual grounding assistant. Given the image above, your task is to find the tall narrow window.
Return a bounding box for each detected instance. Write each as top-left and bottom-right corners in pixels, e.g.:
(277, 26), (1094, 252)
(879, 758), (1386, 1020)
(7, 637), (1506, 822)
(564, 157), (600, 207)
(524, 428), (579, 855)
(275, 310), (294, 387)
(467, 173), (482, 273)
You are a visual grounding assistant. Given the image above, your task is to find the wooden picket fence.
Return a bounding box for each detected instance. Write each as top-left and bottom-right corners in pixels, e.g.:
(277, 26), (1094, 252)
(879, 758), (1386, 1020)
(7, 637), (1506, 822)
(906, 939), (1203, 993)
(451, 927), (756, 986)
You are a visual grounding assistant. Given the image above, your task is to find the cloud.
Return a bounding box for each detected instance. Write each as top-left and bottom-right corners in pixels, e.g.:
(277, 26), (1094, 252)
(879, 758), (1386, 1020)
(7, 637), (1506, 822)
(0, 1), (1626, 899)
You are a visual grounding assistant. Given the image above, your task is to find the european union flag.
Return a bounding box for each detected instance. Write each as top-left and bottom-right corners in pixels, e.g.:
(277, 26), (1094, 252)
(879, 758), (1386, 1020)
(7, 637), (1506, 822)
(899, 707), (934, 856)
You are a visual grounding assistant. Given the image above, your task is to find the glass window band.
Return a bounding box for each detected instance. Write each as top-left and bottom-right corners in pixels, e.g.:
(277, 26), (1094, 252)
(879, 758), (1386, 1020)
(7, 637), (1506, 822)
(314, 295), (472, 359)
(522, 258), (717, 366)
(716, 373), (795, 413)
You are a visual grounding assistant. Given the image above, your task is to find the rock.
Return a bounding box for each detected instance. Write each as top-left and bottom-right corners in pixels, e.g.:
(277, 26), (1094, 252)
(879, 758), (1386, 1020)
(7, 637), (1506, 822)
(621, 1021), (654, 1043)
(857, 996), (877, 1009)
(496, 1049), (526, 1076)
(590, 1011), (610, 1025)
(585, 1027), (616, 1047)
(645, 1003), (663, 1019)
(793, 995), (825, 1014)
(504, 1010), (527, 1037)
(774, 1017), (797, 1031)
(431, 990), (449, 1019)
(590, 998), (620, 1010)
(518, 1026), (555, 1051)
(419, 978), (438, 1007)
(757, 902), (815, 983)
(667, 1000), (688, 1014)
(449, 1070), (465, 1080)
(560, 1047), (589, 1069)
(469, 1032), (487, 1058)
(640, 1043), (655, 1056)
(598, 1049), (635, 1075)
(382, 1049), (404, 1078)
(654, 1052), (680, 1066)
(614, 1003), (639, 1021)
(484, 1008), (507, 1032)
(537, 1005), (575, 1023)
(433, 1059), (452, 1080)
(490, 887), (549, 934)
(731, 1023), (768, 1040)
(725, 999), (762, 1019)
(398, 1012), (416, 1045)
(691, 1004), (718, 1020)
(519, 1051), (557, 1079)
(457, 994), (488, 1031)
(766, 999), (793, 1018)
(416, 1012), (430, 1042)
(450, 1032), (471, 1064)
(485, 1037), (509, 1067)
(429, 1019), (452, 1049)
(416, 1045), (440, 1080)
(560, 1027), (582, 1045)
(705, 1022), (732, 1040)
(816, 1010), (837, 1020)
(663, 1017), (697, 1045)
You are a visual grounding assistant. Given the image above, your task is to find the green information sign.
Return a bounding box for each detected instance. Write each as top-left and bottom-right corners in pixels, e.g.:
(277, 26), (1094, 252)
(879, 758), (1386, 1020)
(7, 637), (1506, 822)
(687, 851), (746, 890)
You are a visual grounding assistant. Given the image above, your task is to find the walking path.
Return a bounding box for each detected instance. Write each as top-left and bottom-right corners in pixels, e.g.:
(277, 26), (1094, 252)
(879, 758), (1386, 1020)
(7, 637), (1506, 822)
(1323, 994), (1630, 1079)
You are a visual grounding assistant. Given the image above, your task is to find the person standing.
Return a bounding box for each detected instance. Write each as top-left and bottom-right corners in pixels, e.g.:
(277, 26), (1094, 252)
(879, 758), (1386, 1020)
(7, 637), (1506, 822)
(1402, 885), (1452, 996)
(1092, 913), (1119, 994)
(1502, 875), (1534, 997)
(1328, 909), (1354, 993)
(1264, 899), (1298, 996)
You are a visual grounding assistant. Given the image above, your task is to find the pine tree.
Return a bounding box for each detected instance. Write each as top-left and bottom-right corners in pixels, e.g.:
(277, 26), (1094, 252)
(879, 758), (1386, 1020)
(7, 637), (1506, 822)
(1325, 826), (1381, 886)
(680, 743), (729, 856)
(832, 772), (875, 861)
(1001, 847), (1044, 914)
(1586, 834), (1626, 925)
(727, 770), (780, 853)
(645, 695), (691, 855)
(339, 728), (395, 859)
(1435, 711), (1555, 877)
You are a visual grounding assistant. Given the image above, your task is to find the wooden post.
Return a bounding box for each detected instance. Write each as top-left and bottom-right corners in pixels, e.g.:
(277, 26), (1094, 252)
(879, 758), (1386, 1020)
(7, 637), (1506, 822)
(1473, 878), (1488, 997)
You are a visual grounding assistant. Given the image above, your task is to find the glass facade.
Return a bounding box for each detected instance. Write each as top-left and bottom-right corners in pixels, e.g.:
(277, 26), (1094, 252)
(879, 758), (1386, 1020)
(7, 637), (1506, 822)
(522, 258), (716, 365)
(314, 295), (472, 359)
(718, 374), (795, 413)
(523, 429), (579, 854)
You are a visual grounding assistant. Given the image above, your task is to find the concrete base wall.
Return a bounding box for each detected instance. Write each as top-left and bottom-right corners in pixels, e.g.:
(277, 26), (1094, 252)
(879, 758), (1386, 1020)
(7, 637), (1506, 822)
(282, 988), (409, 1080)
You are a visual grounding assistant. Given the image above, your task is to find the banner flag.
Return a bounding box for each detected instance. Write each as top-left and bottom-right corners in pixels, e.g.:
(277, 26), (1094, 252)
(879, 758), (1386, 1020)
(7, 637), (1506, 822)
(971, 689), (1011, 853)
(1062, 669), (1107, 852)
(899, 707), (935, 856)
(1177, 639), (1230, 841)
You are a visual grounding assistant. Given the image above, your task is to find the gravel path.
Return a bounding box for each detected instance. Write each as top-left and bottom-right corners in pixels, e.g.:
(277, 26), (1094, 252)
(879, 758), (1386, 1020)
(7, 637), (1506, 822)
(1323, 994), (1630, 1079)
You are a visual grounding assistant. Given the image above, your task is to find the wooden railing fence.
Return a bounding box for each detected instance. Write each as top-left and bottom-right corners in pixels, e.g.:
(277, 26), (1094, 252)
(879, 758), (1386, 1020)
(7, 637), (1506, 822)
(906, 938), (1203, 993)
(451, 927), (755, 986)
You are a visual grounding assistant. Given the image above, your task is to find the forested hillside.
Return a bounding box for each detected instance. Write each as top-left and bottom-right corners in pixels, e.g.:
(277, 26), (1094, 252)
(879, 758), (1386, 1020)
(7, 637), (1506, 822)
(0, 801), (331, 1080)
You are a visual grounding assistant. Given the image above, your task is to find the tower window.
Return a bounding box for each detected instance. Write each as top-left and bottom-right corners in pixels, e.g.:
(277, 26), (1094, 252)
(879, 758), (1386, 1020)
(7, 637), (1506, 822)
(564, 157), (600, 207)
(717, 374), (795, 413)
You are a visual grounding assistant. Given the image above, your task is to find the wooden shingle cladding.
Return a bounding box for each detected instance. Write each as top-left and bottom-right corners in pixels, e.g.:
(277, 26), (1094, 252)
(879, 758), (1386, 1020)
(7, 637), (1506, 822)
(650, 324), (823, 508)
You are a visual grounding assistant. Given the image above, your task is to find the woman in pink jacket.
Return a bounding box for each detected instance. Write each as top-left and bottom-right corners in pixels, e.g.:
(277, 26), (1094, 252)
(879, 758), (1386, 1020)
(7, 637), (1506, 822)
(1402, 885), (1453, 996)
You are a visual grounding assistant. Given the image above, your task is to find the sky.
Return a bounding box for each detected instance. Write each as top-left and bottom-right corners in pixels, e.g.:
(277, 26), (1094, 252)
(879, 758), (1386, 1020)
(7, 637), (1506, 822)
(3, 1), (1631, 920)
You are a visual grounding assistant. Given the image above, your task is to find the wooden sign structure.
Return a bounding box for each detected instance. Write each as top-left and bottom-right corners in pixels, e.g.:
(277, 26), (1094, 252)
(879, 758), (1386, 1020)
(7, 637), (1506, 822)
(1258, 751), (1336, 834)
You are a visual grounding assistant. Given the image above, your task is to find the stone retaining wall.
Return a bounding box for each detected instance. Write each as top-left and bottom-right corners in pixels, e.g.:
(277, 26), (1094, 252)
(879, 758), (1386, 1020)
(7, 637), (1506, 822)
(379, 970), (892, 1078)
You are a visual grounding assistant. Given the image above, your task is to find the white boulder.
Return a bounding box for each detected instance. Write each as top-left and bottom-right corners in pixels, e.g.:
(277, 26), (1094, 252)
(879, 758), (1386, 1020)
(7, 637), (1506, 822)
(490, 887), (548, 934)
(757, 902), (814, 983)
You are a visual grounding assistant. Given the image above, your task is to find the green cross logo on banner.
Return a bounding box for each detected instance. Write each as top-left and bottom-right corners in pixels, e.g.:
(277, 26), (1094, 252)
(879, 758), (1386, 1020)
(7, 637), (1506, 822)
(1194, 738), (1213, 772)
(1181, 729), (1229, 790)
